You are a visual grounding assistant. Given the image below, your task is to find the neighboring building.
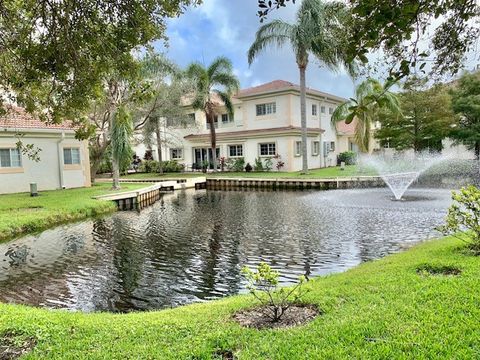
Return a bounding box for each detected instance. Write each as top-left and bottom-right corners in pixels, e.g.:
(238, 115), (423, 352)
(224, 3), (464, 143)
(134, 80), (350, 171)
(0, 106), (91, 194)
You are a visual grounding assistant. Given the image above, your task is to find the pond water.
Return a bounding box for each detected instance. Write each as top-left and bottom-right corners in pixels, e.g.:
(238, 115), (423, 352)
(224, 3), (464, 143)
(0, 187), (452, 312)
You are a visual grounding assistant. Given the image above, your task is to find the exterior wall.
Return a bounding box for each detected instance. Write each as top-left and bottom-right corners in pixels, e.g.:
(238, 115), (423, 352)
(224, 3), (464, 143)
(132, 89), (347, 172)
(0, 130), (90, 194)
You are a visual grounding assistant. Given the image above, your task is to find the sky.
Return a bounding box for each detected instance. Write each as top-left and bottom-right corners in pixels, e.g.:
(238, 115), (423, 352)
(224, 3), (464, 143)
(154, 0), (480, 99)
(155, 0), (356, 98)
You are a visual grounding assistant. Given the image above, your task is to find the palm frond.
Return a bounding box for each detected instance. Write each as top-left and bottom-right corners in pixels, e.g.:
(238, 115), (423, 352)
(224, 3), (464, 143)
(111, 106), (133, 163)
(208, 56), (234, 79)
(247, 20), (295, 65)
(214, 90), (235, 118)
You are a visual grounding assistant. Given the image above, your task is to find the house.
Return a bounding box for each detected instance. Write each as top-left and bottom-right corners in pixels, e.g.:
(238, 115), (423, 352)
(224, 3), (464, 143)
(134, 80), (353, 172)
(0, 106), (91, 194)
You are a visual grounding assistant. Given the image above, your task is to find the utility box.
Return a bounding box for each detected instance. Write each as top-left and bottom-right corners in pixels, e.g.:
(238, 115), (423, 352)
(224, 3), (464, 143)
(30, 183), (38, 197)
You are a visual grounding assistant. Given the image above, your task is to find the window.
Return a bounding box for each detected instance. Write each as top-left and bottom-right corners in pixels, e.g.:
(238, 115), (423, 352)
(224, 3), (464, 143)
(259, 143), (276, 156)
(170, 148), (183, 160)
(256, 102), (276, 116)
(0, 148), (22, 168)
(329, 107), (334, 115)
(330, 141), (336, 152)
(320, 106), (326, 114)
(206, 117), (218, 129)
(63, 148), (80, 165)
(228, 144), (243, 157)
(294, 141), (302, 156)
(188, 113), (196, 122)
(221, 113), (233, 123)
(312, 141), (320, 156)
(312, 104), (317, 116)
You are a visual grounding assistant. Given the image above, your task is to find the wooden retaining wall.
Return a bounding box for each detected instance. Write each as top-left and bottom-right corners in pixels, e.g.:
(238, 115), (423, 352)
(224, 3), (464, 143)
(206, 177), (385, 191)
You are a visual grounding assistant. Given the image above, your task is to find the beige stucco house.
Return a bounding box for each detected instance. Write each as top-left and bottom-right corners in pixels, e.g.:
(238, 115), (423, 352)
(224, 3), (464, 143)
(0, 107), (91, 194)
(135, 80), (353, 172)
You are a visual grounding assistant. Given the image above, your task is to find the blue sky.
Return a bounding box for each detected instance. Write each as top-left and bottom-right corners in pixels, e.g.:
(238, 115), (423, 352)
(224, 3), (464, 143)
(155, 0), (356, 98)
(155, 0), (479, 99)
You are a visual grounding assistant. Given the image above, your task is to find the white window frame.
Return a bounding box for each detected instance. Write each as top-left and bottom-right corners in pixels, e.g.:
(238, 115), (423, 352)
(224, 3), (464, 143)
(329, 107), (334, 115)
(0, 148), (22, 168)
(258, 142), (276, 156)
(256, 102), (276, 116)
(228, 144), (243, 158)
(170, 148), (183, 160)
(294, 141), (302, 157)
(312, 104), (318, 116)
(63, 148), (81, 165)
(320, 106), (326, 114)
(312, 141), (320, 156)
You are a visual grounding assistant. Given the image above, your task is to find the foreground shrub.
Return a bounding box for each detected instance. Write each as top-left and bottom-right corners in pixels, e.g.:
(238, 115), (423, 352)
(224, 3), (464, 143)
(231, 158), (245, 172)
(437, 185), (480, 254)
(139, 160), (183, 173)
(338, 151), (357, 165)
(242, 262), (307, 322)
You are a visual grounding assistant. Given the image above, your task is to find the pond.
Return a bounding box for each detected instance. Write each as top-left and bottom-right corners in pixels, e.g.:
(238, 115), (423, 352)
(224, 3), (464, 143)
(0, 187), (452, 312)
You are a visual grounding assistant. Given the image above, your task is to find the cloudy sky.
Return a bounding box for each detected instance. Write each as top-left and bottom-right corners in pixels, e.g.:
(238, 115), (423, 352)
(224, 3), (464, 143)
(154, 0), (356, 98)
(154, 1), (479, 99)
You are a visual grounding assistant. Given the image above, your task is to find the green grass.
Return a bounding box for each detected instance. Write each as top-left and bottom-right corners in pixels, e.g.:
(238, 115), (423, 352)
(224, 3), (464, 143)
(122, 165), (377, 180)
(1, 236), (478, 359)
(0, 183), (147, 242)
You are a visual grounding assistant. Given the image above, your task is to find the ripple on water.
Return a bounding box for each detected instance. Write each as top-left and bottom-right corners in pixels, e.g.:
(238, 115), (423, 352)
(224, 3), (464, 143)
(0, 187), (452, 312)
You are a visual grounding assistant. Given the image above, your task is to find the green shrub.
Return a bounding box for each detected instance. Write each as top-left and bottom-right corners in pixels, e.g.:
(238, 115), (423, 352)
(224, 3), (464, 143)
(437, 185), (480, 254)
(254, 157), (264, 171)
(338, 151), (357, 165)
(231, 158), (245, 172)
(162, 160), (184, 173)
(242, 262), (307, 322)
(139, 160), (159, 173)
(263, 157), (273, 172)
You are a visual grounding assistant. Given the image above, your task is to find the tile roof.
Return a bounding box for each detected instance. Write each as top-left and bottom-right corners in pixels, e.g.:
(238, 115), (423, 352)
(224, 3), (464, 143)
(0, 106), (76, 131)
(235, 80), (346, 102)
(336, 119), (356, 136)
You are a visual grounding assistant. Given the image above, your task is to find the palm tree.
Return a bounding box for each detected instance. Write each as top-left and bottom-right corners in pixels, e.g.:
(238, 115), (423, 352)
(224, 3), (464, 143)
(248, 0), (352, 173)
(186, 57), (240, 172)
(331, 78), (400, 152)
(111, 105), (133, 189)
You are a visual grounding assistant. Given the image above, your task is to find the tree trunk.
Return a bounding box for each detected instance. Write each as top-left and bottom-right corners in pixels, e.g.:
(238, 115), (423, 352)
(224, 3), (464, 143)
(299, 64), (308, 174)
(156, 118), (164, 174)
(475, 141), (480, 160)
(112, 157), (120, 190)
(207, 111), (217, 172)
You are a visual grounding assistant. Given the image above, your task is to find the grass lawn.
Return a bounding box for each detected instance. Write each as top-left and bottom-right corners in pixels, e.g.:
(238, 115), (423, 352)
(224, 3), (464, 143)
(0, 183), (147, 242)
(1, 236), (478, 359)
(122, 165), (377, 180)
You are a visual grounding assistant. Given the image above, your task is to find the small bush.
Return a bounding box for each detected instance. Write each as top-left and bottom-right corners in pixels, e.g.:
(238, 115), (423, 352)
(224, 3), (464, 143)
(242, 262), (307, 322)
(437, 185), (480, 254)
(139, 160), (183, 173)
(263, 158), (273, 172)
(231, 158), (245, 172)
(254, 157), (264, 172)
(245, 163), (253, 172)
(139, 160), (159, 173)
(338, 151), (357, 165)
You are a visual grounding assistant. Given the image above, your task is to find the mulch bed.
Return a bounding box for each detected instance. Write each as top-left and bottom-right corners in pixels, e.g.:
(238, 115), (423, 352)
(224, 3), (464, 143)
(233, 304), (320, 330)
(0, 331), (36, 360)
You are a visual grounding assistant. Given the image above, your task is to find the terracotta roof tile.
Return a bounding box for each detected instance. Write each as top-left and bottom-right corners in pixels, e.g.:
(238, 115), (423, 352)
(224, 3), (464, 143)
(336, 119), (356, 136)
(0, 106), (76, 131)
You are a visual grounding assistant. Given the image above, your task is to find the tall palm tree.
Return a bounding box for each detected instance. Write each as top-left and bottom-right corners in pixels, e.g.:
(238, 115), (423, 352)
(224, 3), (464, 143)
(331, 78), (400, 152)
(186, 57), (240, 172)
(248, 0), (353, 173)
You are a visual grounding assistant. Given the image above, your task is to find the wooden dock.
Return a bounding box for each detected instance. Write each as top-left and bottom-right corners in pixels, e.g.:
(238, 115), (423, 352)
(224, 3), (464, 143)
(95, 177), (206, 210)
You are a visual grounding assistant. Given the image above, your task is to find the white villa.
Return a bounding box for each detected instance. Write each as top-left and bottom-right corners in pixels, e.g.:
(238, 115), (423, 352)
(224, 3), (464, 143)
(134, 80), (362, 172)
(0, 107), (91, 194)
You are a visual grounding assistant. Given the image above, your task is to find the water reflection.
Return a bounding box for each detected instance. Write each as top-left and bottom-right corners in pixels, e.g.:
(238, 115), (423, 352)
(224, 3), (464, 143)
(0, 188), (451, 312)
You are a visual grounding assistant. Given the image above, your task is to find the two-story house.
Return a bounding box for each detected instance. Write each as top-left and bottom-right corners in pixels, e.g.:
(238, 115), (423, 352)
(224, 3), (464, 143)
(134, 80), (353, 172)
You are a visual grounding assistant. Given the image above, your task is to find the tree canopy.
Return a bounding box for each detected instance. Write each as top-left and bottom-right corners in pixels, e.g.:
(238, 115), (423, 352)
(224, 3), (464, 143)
(375, 78), (456, 152)
(257, 0), (479, 79)
(0, 0), (200, 122)
(449, 71), (480, 159)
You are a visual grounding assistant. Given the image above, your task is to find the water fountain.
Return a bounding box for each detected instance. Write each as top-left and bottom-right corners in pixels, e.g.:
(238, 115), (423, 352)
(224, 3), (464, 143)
(362, 151), (453, 200)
